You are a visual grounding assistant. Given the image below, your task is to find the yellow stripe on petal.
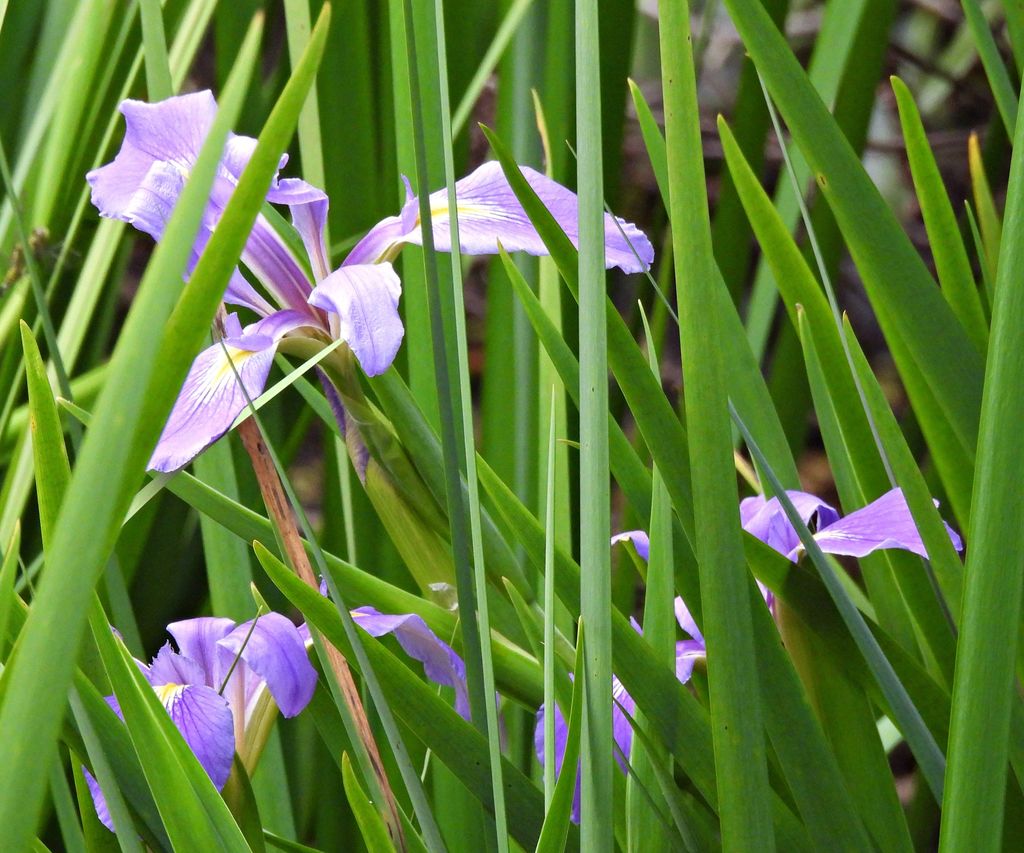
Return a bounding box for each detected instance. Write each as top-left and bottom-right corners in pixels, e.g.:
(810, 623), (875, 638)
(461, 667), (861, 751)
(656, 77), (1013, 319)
(155, 682), (185, 705)
(211, 345), (260, 385)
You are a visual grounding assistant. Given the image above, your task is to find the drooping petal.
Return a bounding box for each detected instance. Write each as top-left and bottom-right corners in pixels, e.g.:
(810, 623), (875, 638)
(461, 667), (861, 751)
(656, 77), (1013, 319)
(148, 310), (313, 472)
(809, 487), (962, 560)
(308, 263), (404, 376)
(85, 679), (235, 832)
(741, 491), (840, 558)
(534, 699), (579, 823)
(148, 336), (275, 473)
(611, 676), (635, 772)
(217, 613), (317, 719)
(157, 682), (236, 789)
(165, 617), (237, 689)
(113, 160), (187, 241)
(400, 161), (654, 274)
(84, 768), (114, 832)
(351, 607), (470, 719)
(675, 638), (707, 685)
(610, 530), (650, 562)
(673, 596), (705, 646)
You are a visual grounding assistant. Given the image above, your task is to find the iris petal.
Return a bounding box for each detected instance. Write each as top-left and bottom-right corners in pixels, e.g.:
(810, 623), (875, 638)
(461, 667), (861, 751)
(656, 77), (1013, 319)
(217, 613), (317, 719)
(350, 607), (470, 719)
(159, 683), (236, 790)
(165, 617), (236, 688)
(308, 263), (404, 376)
(403, 161), (654, 273)
(809, 487), (962, 560)
(740, 491), (840, 557)
(610, 530), (650, 562)
(148, 310), (314, 472)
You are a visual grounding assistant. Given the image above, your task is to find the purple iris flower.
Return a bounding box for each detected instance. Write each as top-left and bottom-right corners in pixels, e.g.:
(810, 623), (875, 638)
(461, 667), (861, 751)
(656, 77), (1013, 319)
(86, 613), (316, 832)
(88, 91), (654, 473)
(539, 486), (961, 823)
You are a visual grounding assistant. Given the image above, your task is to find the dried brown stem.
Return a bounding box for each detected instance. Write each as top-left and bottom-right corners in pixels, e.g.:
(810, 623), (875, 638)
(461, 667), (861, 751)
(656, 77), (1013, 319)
(237, 418), (404, 848)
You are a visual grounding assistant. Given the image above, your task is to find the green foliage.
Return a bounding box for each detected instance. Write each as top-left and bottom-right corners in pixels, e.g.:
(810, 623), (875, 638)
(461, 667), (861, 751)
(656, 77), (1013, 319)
(4, 0), (1024, 848)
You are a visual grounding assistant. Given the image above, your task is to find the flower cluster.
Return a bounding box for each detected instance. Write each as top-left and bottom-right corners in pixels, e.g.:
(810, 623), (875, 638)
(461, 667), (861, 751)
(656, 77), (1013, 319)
(538, 486), (962, 822)
(88, 91), (654, 473)
(86, 613), (316, 830)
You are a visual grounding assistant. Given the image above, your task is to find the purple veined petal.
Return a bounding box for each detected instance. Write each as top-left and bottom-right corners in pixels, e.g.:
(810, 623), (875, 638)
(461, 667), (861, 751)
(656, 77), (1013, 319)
(343, 215), (409, 266)
(534, 700), (580, 823)
(112, 160), (186, 241)
(675, 638), (707, 685)
(147, 643), (208, 687)
(399, 161), (655, 274)
(222, 269), (276, 316)
(610, 530), (650, 562)
(808, 487), (962, 560)
(84, 768), (114, 832)
(165, 617), (237, 689)
(308, 263), (404, 376)
(217, 613), (317, 719)
(673, 596), (705, 646)
(86, 92), (217, 224)
(741, 490), (840, 558)
(351, 607), (470, 719)
(611, 676), (635, 773)
(288, 194), (331, 281)
(147, 330), (278, 473)
(157, 682), (236, 790)
(84, 695), (126, 833)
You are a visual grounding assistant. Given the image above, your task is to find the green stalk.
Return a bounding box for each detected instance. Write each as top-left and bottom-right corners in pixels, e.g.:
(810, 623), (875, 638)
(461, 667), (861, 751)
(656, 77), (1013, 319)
(575, 1), (613, 848)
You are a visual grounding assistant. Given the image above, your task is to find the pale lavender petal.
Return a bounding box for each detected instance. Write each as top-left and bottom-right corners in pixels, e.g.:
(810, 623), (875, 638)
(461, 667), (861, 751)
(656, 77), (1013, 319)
(343, 215), (408, 266)
(308, 263), (404, 376)
(217, 613), (317, 718)
(401, 161), (654, 274)
(534, 700), (579, 823)
(120, 92), (217, 167)
(223, 269), (276, 316)
(611, 676), (635, 771)
(147, 643), (207, 687)
(86, 93), (216, 215)
(741, 491), (840, 558)
(114, 160), (186, 241)
(673, 597), (704, 645)
(289, 195), (331, 281)
(675, 638), (707, 684)
(84, 769), (114, 832)
(810, 487), (961, 559)
(351, 607), (469, 719)
(610, 530), (650, 562)
(147, 331), (277, 473)
(158, 683), (235, 789)
(166, 617), (237, 689)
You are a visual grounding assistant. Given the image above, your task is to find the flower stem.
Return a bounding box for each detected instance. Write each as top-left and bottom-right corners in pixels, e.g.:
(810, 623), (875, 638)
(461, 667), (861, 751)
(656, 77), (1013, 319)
(236, 417), (404, 848)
